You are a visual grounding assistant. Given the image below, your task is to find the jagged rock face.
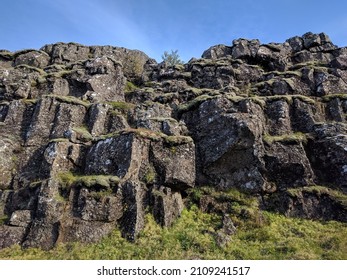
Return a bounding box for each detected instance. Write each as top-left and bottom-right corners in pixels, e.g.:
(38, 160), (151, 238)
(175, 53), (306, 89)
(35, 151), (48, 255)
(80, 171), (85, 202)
(1, 32), (347, 249)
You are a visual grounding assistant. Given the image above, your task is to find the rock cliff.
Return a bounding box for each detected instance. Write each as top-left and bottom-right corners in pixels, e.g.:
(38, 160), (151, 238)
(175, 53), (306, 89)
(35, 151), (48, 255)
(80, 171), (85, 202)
(1, 32), (347, 249)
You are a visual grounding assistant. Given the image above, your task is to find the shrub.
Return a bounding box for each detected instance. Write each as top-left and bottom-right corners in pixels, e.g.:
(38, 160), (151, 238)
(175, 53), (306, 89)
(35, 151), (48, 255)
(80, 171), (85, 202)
(161, 50), (184, 66)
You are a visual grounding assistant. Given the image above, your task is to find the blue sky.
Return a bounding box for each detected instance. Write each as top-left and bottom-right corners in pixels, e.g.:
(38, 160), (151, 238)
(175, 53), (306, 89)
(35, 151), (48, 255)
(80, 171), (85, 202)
(1, 0), (347, 62)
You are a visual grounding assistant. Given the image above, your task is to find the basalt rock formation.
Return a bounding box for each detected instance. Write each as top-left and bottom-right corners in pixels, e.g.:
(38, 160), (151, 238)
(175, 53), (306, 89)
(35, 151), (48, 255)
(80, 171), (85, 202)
(1, 32), (347, 249)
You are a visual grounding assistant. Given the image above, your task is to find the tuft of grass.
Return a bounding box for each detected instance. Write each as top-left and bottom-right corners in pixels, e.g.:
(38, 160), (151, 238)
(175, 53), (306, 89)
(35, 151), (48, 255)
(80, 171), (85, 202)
(23, 99), (38, 105)
(14, 64), (46, 75)
(263, 132), (308, 145)
(322, 94), (347, 102)
(57, 172), (120, 190)
(0, 215), (8, 226)
(177, 94), (217, 115)
(163, 135), (193, 146)
(287, 186), (347, 208)
(124, 81), (138, 93)
(46, 95), (90, 108)
(143, 166), (156, 184)
(72, 126), (93, 142)
(106, 101), (135, 112)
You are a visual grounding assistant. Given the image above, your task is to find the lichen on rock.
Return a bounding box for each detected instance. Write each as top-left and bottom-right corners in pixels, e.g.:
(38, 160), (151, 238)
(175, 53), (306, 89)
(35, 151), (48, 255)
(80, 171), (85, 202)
(1, 33), (347, 250)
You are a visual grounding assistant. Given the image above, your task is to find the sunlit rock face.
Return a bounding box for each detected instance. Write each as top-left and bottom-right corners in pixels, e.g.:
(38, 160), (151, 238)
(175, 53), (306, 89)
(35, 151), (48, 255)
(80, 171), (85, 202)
(1, 32), (347, 249)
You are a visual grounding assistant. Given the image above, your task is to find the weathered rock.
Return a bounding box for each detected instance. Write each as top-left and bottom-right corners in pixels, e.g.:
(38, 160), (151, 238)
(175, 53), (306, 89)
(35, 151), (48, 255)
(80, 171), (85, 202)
(23, 179), (64, 249)
(330, 55), (347, 70)
(14, 50), (50, 69)
(41, 43), (90, 64)
(0, 226), (27, 249)
(41, 141), (84, 176)
(9, 210), (32, 227)
(150, 138), (195, 190)
(202, 45), (232, 59)
(59, 219), (115, 244)
(183, 97), (266, 192)
(151, 186), (184, 227)
(0, 136), (19, 188)
(306, 128), (347, 190)
(85, 133), (150, 179)
(85, 57), (125, 102)
(264, 142), (315, 189)
(88, 103), (112, 136)
(75, 188), (123, 222)
(1, 33), (347, 250)
(232, 39), (260, 59)
(120, 180), (147, 241)
(265, 187), (347, 222)
(265, 99), (292, 135)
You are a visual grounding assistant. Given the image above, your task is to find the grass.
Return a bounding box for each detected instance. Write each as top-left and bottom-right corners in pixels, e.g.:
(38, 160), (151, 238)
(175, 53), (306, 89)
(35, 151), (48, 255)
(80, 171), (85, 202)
(177, 94), (216, 115)
(143, 166), (156, 184)
(46, 95), (90, 108)
(263, 132), (308, 145)
(0, 205), (346, 260)
(72, 126), (93, 142)
(57, 172), (120, 190)
(286, 186), (347, 208)
(22, 99), (38, 105)
(163, 135), (194, 146)
(106, 101), (135, 112)
(124, 81), (138, 93)
(322, 93), (347, 102)
(0, 215), (8, 226)
(14, 64), (46, 75)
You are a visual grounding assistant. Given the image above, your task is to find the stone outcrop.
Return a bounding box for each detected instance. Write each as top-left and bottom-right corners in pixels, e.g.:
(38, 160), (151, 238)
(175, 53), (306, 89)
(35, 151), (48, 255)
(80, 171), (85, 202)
(1, 32), (347, 249)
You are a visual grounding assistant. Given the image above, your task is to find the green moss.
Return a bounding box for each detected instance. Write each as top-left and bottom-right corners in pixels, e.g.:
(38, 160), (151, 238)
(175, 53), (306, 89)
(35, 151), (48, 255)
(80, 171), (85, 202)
(289, 61), (329, 71)
(47, 95), (90, 108)
(287, 186), (347, 208)
(268, 70), (302, 78)
(0, 214), (8, 226)
(132, 128), (163, 141)
(44, 64), (66, 72)
(292, 95), (316, 104)
(177, 94), (216, 114)
(46, 69), (77, 78)
(124, 81), (138, 93)
(322, 94), (347, 102)
(163, 135), (193, 146)
(143, 166), (156, 184)
(106, 101), (135, 112)
(29, 180), (44, 189)
(265, 95), (293, 104)
(23, 99), (38, 105)
(263, 132), (308, 145)
(57, 172), (120, 190)
(72, 126), (93, 142)
(225, 95), (266, 108)
(14, 64), (46, 75)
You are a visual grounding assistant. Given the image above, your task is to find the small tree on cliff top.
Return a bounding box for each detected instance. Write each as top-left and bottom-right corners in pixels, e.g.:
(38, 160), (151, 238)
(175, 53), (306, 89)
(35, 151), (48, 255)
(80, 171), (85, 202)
(161, 50), (184, 66)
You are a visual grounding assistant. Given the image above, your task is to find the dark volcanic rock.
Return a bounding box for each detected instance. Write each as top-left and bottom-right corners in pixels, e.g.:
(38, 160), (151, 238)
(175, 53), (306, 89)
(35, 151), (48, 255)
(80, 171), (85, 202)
(1, 33), (347, 249)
